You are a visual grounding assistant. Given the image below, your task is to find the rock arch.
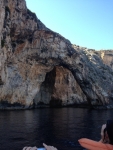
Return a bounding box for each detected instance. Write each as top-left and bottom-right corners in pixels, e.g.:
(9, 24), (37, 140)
(33, 66), (87, 107)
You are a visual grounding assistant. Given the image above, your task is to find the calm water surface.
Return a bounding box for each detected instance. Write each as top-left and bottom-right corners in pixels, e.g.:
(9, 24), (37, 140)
(0, 108), (113, 150)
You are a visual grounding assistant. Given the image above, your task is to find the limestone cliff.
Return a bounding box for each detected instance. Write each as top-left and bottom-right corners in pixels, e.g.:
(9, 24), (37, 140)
(0, 0), (113, 109)
(98, 50), (113, 70)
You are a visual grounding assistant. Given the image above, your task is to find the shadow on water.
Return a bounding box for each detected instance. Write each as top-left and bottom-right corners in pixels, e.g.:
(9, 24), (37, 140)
(0, 108), (113, 150)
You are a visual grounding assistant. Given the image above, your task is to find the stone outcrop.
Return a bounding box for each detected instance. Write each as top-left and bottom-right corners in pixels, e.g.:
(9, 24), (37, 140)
(0, 0), (113, 109)
(98, 50), (113, 70)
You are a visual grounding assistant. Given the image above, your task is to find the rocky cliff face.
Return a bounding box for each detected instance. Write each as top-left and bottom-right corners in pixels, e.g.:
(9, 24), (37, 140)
(98, 50), (113, 70)
(0, 0), (113, 109)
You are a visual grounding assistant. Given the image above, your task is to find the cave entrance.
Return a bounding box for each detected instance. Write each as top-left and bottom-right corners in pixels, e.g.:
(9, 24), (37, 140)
(33, 67), (62, 107)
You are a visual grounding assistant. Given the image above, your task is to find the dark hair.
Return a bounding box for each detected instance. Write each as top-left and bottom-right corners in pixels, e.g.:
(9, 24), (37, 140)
(106, 120), (113, 145)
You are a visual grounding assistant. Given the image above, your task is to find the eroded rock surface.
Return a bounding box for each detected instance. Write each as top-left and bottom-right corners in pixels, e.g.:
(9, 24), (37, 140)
(98, 50), (113, 70)
(34, 66), (87, 107)
(0, 0), (113, 109)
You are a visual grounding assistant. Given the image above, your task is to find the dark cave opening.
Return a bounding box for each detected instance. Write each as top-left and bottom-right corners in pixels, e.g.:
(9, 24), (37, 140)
(33, 67), (62, 107)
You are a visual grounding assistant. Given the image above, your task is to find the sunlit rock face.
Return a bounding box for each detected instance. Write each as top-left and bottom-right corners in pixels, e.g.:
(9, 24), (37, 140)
(98, 50), (113, 70)
(0, 0), (113, 109)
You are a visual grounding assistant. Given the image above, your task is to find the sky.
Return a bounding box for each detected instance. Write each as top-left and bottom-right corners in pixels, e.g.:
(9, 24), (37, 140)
(26, 0), (113, 50)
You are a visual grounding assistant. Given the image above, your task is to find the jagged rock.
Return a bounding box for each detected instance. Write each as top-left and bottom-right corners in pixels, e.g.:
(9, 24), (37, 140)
(0, 0), (113, 109)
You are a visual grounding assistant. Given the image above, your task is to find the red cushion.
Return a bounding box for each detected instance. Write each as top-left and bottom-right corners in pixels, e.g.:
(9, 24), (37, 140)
(78, 138), (113, 150)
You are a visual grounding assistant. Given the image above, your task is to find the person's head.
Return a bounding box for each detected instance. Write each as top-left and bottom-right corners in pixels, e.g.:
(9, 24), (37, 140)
(106, 120), (113, 144)
(101, 120), (113, 144)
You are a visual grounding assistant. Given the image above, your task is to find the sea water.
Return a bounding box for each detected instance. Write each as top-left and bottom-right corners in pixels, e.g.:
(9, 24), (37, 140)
(0, 108), (112, 150)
